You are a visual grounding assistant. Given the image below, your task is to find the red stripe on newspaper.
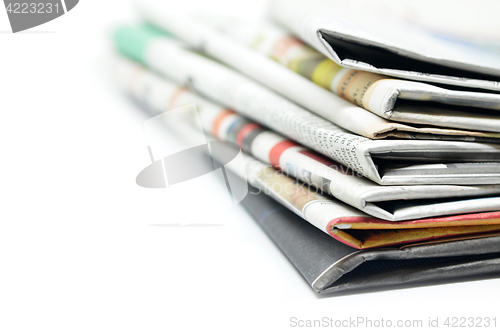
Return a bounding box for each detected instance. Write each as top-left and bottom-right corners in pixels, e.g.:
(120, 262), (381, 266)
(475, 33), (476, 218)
(212, 109), (236, 139)
(329, 211), (500, 227)
(236, 123), (261, 147)
(269, 141), (299, 169)
(327, 217), (379, 227)
(168, 87), (189, 110)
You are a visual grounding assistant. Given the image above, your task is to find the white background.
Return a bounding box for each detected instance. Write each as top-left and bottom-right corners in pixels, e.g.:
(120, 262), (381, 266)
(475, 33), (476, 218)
(1, 1), (499, 330)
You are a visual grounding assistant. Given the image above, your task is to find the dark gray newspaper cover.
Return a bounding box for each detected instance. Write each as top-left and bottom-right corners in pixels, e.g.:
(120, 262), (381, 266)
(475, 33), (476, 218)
(241, 186), (500, 294)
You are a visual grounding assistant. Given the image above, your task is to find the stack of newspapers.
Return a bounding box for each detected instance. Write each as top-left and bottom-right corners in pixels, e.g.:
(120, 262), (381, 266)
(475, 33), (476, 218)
(113, 0), (500, 293)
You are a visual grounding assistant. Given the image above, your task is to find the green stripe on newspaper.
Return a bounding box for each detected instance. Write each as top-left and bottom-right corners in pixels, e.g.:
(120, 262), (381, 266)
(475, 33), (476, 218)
(114, 24), (170, 63)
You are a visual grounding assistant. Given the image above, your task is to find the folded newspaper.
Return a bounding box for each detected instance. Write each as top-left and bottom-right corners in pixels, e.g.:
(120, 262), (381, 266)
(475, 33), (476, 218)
(268, 0), (500, 92)
(242, 188), (500, 294)
(194, 13), (500, 134)
(114, 56), (500, 222)
(114, 1), (500, 295)
(135, 3), (500, 143)
(115, 56), (500, 249)
(114, 24), (500, 186)
(119, 78), (500, 294)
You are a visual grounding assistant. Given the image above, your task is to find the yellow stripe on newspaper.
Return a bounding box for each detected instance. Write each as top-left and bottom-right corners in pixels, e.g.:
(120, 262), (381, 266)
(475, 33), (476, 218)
(311, 58), (342, 90)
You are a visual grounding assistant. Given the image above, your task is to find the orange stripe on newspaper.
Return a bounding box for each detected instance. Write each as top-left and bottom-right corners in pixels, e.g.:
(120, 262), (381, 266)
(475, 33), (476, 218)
(337, 70), (361, 102)
(236, 123), (261, 147)
(212, 109), (236, 139)
(269, 141), (299, 169)
(337, 70), (384, 107)
(168, 86), (189, 110)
